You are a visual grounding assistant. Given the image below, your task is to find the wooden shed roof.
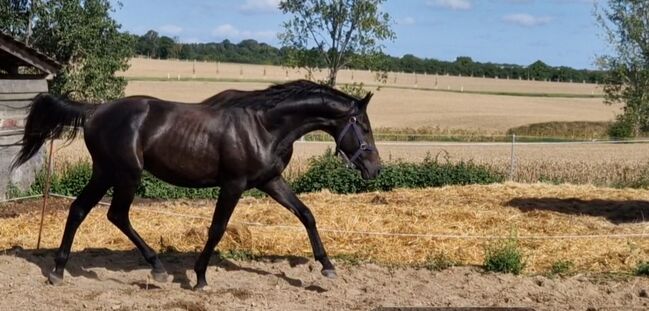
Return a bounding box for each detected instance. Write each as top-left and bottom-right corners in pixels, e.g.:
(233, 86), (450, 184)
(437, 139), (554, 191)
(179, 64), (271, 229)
(0, 32), (61, 76)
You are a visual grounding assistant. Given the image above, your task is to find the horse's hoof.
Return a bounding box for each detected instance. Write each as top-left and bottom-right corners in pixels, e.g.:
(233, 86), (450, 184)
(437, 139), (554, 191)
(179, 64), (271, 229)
(321, 269), (337, 278)
(151, 270), (170, 283)
(193, 284), (211, 291)
(48, 271), (64, 285)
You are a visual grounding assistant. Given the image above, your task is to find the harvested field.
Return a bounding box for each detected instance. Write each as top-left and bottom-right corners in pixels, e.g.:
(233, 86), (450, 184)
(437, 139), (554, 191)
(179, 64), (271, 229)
(125, 80), (617, 133)
(122, 58), (604, 96)
(3, 183), (649, 274)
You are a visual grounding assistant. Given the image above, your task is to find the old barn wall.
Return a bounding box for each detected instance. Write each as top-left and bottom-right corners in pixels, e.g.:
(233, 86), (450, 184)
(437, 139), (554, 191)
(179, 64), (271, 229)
(0, 79), (46, 199)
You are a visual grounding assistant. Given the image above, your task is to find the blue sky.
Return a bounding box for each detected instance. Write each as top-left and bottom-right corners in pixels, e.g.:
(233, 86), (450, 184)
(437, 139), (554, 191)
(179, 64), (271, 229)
(111, 0), (607, 69)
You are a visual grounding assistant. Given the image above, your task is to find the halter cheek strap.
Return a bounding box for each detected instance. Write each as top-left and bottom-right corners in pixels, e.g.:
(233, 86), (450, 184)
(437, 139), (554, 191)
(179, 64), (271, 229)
(335, 117), (374, 168)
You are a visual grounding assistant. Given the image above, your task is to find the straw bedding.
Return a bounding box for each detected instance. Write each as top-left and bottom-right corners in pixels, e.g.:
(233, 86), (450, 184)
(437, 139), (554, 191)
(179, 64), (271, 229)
(2, 183), (649, 274)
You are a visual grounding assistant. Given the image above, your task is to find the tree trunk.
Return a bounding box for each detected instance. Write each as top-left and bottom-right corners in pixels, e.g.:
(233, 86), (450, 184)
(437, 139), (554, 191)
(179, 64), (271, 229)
(327, 68), (338, 87)
(25, 0), (36, 46)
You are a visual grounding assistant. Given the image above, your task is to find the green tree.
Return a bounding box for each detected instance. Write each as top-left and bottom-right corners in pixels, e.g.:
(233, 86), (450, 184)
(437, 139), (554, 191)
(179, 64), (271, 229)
(0, 0), (133, 101)
(0, 0), (30, 38)
(597, 0), (649, 137)
(527, 60), (551, 81)
(279, 0), (395, 86)
(138, 29), (160, 58)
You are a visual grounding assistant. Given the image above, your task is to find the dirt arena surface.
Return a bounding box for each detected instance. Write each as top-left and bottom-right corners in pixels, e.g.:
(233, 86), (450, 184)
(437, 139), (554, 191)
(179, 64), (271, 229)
(1, 249), (649, 311)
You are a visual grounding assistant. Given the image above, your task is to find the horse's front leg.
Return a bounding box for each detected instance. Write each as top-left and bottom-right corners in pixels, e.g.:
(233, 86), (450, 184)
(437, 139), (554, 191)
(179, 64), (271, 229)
(259, 177), (336, 278)
(193, 183), (244, 290)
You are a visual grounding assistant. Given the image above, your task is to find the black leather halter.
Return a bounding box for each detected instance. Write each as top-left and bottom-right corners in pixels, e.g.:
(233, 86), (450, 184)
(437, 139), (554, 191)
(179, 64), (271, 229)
(335, 116), (374, 168)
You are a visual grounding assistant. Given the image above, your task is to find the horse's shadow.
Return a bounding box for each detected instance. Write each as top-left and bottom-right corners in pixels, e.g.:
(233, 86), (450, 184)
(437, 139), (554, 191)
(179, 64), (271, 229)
(3, 247), (324, 291)
(506, 197), (649, 224)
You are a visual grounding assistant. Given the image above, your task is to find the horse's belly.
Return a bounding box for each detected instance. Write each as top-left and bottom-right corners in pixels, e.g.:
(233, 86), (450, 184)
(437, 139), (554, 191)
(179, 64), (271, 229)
(142, 145), (220, 188)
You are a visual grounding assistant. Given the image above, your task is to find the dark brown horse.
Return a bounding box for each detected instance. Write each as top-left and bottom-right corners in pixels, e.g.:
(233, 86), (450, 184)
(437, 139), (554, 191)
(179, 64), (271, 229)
(12, 80), (381, 289)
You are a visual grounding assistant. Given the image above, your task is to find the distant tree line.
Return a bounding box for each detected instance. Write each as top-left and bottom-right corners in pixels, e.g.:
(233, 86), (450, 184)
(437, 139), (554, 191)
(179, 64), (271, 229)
(133, 30), (605, 83)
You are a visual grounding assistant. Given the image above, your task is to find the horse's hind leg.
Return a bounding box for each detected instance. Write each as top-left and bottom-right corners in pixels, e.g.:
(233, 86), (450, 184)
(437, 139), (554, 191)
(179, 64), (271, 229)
(50, 170), (110, 285)
(107, 177), (168, 282)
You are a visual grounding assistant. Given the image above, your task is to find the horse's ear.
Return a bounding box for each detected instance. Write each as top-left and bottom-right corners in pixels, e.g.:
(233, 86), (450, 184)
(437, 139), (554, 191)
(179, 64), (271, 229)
(358, 92), (373, 110)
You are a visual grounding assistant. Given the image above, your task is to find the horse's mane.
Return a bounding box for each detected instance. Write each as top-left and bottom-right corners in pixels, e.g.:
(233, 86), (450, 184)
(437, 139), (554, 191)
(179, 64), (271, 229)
(203, 80), (358, 110)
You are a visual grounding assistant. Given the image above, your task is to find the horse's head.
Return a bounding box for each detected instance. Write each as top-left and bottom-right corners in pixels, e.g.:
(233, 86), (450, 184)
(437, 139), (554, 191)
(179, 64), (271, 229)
(334, 92), (381, 180)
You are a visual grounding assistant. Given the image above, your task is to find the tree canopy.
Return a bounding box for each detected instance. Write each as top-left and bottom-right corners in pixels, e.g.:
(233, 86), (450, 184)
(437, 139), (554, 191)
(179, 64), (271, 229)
(0, 0), (133, 101)
(597, 0), (649, 137)
(278, 0), (396, 86)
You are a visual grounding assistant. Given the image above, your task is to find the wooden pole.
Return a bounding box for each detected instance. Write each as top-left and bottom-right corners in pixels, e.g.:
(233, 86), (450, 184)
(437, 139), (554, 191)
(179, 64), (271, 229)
(36, 139), (54, 249)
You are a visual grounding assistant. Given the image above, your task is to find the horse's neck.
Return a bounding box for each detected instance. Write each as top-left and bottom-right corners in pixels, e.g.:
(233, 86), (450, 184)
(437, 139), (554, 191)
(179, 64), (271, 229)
(266, 100), (348, 151)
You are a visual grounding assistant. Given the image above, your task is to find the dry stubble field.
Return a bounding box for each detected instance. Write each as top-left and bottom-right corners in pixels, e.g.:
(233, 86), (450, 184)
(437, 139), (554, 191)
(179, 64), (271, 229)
(124, 80), (616, 133)
(122, 58), (604, 96)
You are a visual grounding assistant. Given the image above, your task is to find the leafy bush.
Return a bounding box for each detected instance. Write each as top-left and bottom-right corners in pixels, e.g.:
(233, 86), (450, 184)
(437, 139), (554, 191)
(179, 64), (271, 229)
(14, 161), (220, 200)
(291, 149), (367, 194)
(635, 261), (649, 276)
(424, 253), (457, 271)
(550, 260), (574, 275)
(136, 172), (219, 199)
(54, 162), (94, 196)
(484, 237), (525, 275)
(14, 149), (502, 200)
(292, 149), (503, 194)
(608, 114), (637, 139)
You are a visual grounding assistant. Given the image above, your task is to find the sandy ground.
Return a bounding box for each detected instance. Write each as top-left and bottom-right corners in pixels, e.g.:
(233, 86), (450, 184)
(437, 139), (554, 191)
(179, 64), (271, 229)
(2, 248), (649, 311)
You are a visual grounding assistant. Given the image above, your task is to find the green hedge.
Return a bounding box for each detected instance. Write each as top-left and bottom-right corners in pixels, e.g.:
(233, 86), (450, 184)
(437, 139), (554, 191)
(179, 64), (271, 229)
(13, 150), (503, 200)
(292, 149), (503, 193)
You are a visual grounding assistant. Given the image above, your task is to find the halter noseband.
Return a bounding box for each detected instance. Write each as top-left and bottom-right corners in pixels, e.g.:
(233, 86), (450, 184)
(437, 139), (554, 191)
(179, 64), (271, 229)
(335, 116), (374, 168)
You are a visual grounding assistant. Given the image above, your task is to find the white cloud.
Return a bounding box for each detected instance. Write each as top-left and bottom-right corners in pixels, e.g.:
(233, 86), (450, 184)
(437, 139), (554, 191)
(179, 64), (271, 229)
(212, 24), (277, 41)
(502, 13), (553, 27)
(398, 17), (416, 26)
(239, 0), (280, 14)
(158, 24), (183, 35)
(427, 0), (472, 10)
(212, 24), (240, 37)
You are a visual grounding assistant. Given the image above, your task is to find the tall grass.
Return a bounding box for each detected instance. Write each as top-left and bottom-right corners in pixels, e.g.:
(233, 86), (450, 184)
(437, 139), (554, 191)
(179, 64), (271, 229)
(484, 236), (525, 275)
(304, 122), (619, 143)
(506, 121), (612, 140)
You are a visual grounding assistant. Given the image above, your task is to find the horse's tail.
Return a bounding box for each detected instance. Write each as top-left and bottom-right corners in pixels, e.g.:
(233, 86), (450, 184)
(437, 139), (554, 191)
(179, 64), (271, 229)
(12, 94), (96, 170)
